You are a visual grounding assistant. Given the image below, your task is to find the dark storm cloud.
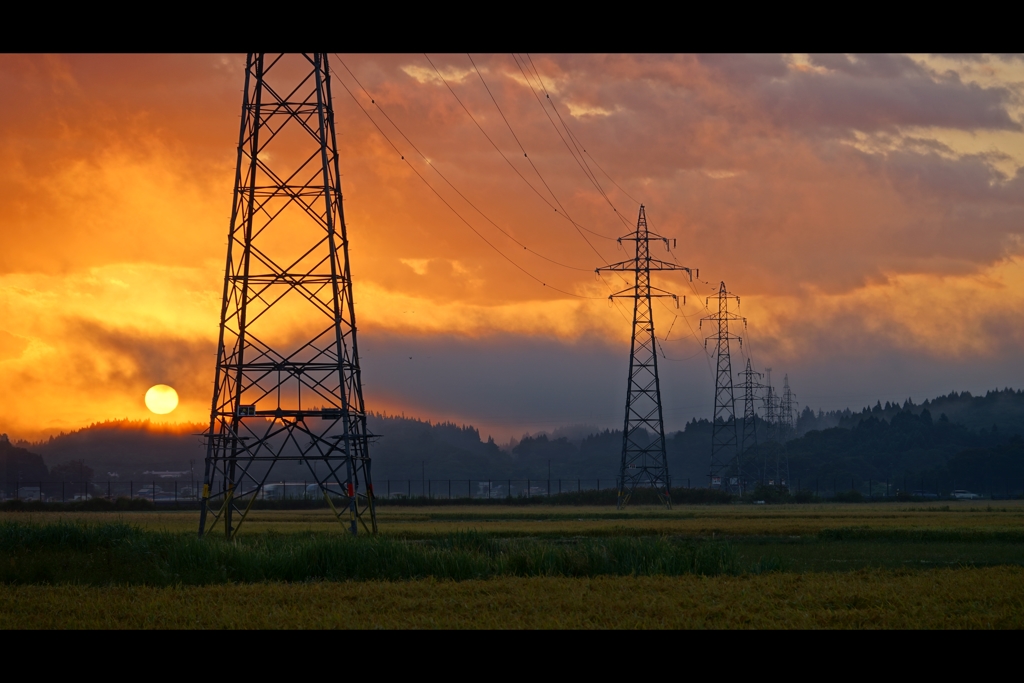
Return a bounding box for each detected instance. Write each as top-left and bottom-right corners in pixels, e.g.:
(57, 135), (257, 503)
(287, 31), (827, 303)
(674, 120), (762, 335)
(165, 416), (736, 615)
(876, 147), (1017, 201)
(358, 331), (625, 433)
(357, 322), (1024, 438)
(694, 53), (1020, 133)
(358, 329), (717, 436)
(692, 54), (789, 84)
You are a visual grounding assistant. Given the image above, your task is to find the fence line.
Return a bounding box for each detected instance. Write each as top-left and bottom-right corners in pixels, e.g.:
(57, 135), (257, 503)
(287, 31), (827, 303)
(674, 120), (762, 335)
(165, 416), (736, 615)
(2, 476), (1021, 504)
(0, 477), (692, 504)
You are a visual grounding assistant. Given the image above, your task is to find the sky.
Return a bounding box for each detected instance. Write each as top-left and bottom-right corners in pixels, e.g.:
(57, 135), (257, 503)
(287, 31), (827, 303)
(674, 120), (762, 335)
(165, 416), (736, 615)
(2, 53), (1024, 442)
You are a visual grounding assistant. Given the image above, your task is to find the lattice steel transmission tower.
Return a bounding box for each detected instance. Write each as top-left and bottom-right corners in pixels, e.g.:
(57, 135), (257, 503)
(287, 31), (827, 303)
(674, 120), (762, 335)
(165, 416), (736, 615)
(199, 53), (376, 539)
(762, 368), (777, 444)
(738, 358), (762, 476)
(760, 368), (790, 488)
(597, 205), (693, 508)
(701, 281), (744, 493)
(779, 374), (796, 442)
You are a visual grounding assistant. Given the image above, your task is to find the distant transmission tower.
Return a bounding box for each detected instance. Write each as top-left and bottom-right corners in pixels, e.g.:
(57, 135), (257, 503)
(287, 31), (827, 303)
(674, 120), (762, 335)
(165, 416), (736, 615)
(760, 368), (790, 488)
(597, 205), (694, 509)
(701, 281), (744, 493)
(199, 53), (376, 539)
(762, 368), (777, 445)
(738, 358), (763, 479)
(780, 375), (796, 441)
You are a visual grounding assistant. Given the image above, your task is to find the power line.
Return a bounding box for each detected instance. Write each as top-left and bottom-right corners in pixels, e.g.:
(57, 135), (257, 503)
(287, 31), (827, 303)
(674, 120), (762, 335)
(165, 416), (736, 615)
(678, 299), (716, 378)
(418, 54), (637, 320)
(467, 53), (608, 244)
(576, 137), (643, 207)
(430, 53), (615, 264)
(331, 61), (601, 301)
(334, 55), (597, 275)
(519, 54), (636, 231)
(419, 54), (616, 250)
(657, 338), (713, 362)
(334, 57), (638, 325)
(512, 56), (642, 221)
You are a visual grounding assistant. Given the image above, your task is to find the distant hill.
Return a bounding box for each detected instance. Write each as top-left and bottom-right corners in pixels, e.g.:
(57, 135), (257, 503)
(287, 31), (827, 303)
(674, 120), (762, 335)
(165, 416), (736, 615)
(1, 435), (49, 486)
(749, 404), (1024, 495)
(29, 420), (207, 480)
(795, 389), (1024, 437)
(11, 388), (1024, 492)
(748, 409), (998, 485)
(11, 413), (714, 485)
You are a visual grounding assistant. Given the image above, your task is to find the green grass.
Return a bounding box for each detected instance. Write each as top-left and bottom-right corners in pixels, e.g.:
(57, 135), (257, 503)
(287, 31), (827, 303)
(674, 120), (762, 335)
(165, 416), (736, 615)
(0, 522), (757, 585)
(6, 501), (1024, 537)
(6, 519), (1024, 586)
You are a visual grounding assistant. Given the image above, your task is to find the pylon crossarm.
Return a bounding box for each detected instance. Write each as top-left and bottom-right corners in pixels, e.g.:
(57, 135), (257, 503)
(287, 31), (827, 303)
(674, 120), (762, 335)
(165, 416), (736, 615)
(646, 259), (691, 272)
(605, 285), (637, 298)
(596, 258), (637, 272)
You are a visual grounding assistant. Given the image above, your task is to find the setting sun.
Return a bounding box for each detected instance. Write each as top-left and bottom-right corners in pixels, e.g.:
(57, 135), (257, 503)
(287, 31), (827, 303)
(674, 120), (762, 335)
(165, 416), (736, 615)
(144, 384), (179, 415)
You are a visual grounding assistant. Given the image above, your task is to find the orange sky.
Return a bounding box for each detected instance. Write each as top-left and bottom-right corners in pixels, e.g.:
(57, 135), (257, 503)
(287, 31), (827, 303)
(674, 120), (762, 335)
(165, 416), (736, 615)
(2, 53), (1024, 440)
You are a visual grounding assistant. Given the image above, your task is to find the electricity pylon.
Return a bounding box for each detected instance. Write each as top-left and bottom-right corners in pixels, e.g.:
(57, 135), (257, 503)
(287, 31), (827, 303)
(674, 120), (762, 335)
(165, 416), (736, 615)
(199, 53), (376, 539)
(760, 368), (790, 489)
(597, 205), (693, 508)
(780, 374), (796, 441)
(738, 358), (762, 481)
(762, 368), (777, 445)
(701, 281), (744, 494)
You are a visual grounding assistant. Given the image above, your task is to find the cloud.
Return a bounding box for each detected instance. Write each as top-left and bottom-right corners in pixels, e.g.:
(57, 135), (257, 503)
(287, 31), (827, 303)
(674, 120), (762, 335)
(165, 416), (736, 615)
(400, 64), (474, 85)
(703, 53), (1023, 133)
(0, 315), (215, 438)
(0, 330), (29, 361)
(3, 54), (1024, 439)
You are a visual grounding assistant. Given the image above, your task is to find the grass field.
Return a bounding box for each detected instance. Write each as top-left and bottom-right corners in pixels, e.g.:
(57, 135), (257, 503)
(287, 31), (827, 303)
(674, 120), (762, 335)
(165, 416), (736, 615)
(5, 501), (1024, 536)
(3, 568), (1023, 628)
(3, 502), (1023, 628)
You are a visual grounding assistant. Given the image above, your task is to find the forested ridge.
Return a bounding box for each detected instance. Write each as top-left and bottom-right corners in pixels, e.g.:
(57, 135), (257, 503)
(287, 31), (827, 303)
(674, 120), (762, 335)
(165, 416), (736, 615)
(2, 389), (1023, 492)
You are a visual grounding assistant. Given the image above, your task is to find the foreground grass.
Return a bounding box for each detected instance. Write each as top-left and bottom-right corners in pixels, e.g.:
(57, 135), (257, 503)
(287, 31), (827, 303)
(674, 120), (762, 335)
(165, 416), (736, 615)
(5, 520), (1024, 586)
(5, 516), (1024, 629)
(0, 522), (755, 585)
(3, 568), (1023, 628)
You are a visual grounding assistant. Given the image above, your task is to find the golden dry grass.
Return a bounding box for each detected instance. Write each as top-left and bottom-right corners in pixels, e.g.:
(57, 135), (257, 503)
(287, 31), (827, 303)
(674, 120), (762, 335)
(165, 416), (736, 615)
(3, 567), (1022, 629)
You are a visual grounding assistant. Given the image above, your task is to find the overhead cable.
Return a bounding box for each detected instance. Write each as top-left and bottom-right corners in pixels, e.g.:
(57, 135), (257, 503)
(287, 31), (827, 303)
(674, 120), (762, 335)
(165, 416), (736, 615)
(516, 54), (634, 230)
(330, 61), (602, 301)
(423, 54), (614, 266)
(419, 54), (636, 319)
(333, 56), (597, 275)
(464, 54), (619, 245)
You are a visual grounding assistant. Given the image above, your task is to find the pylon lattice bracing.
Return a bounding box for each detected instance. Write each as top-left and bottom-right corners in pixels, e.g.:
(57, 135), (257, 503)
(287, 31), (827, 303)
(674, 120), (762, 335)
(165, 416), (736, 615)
(199, 53), (376, 539)
(738, 358), (763, 473)
(597, 206), (694, 509)
(762, 368), (777, 444)
(760, 369), (789, 489)
(780, 374), (797, 441)
(702, 281), (744, 493)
